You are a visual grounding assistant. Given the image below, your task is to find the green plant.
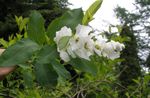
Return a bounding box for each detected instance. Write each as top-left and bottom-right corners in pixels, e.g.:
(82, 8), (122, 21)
(0, 0), (143, 98)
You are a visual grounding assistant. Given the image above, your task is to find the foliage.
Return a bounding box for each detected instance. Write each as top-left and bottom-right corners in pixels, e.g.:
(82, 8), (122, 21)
(0, 16), (28, 48)
(0, 0), (149, 98)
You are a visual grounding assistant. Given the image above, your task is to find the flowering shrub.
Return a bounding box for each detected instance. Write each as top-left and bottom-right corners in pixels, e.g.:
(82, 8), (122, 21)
(54, 24), (124, 62)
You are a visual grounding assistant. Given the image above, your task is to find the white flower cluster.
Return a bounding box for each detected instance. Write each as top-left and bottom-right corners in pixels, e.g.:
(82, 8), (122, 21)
(54, 24), (125, 62)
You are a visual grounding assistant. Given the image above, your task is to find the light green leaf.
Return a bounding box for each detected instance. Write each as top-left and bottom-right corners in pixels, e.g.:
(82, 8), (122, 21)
(27, 11), (46, 45)
(0, 39), (40, 67)
(15, 16), (29, 32)
(47, 8), (83, 40)
(82, 0), (103, 25)
(0, 38), (9, 48)
(58, 36), (70, 50)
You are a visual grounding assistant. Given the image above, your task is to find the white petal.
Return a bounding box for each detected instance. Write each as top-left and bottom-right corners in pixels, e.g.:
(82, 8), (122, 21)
(54, 26), (72, 44)
(75, 48), (92, 61)
(59, 51), (70, 62)
(76, 24), (92, 37)
(67, 46), (76, 58)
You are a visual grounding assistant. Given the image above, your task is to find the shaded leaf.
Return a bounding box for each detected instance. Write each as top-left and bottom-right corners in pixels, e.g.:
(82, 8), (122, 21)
(36, 45), (59, 64)
(35, 45), (70, 83)
(35, 63), (58, 87)
(27, 11), (46, 45)
(69, 58), (98, 75)
(34, 45), (59, 87)
(51, 60), (71, 80)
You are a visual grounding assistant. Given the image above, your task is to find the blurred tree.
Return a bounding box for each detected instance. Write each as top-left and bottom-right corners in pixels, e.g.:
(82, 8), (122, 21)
(115, 6), (142, 97)
(119, 25), (141, 97)
(135, 0), (150, 68)
(0, 0), (69, 40)
(115, 0), (150, 69)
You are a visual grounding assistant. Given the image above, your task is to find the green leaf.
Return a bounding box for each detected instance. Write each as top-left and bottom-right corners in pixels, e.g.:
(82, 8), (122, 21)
(82, 0), (103, 25)
(15, 16), (29, 32)
(0, 38), (9, 48)
(35, 45), (70, 83)
(20, 64), (34, 88)
(35, 63), (58, 87)
(58, 36), (70, 50)
(51, 60), (71, 80)
(27, 11), (46, 45)
(47, 8), (83, 40)
(69, 58), (98, 75)
(34, 45), (59, 87)
(0, 39), (40, 67)
(36, 45), (59, 64)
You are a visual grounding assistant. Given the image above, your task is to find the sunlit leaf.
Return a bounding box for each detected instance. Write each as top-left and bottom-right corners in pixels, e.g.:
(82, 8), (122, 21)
(82, 0), (103, 25)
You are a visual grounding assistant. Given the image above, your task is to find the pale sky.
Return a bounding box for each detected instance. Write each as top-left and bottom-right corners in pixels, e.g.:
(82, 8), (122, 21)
(68, 0), (135, 31)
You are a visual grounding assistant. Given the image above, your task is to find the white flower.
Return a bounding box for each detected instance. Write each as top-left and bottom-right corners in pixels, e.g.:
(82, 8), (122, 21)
(67, 45), (76, 58)
(54, 24), (125, 62)
(67, 24), (94, 60)
(54, 26), (72, 44)
(59, 50), (70, 62)
(54, 26), (72, 62)
(101, 40), (125, 60)
(93, 35), (107, 56)
(76, 24), (92, 37)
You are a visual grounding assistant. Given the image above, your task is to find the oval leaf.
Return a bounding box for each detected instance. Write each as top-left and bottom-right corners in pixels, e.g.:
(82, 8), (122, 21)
(0, 39), (40, 67)
(27, 11), (46, 45)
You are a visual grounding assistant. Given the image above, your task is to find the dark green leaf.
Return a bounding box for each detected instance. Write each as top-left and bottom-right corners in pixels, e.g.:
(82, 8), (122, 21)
(35, 45), (70, 82)
(20, 64), (34, 88)
(69, 58), (98, 75)
(51, 60), (71, 80)
(47, 8), (83, 40)
(36, 45), (59, 64)
(0, 39), (40, 67)
(35, 63), (58, 87)
(34, 45), (59, 86)
(27, 11), (46, 45)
